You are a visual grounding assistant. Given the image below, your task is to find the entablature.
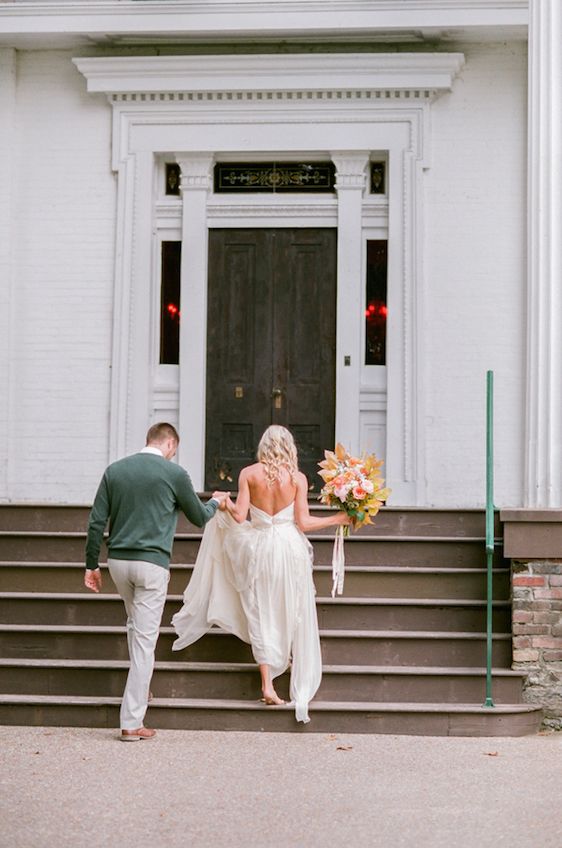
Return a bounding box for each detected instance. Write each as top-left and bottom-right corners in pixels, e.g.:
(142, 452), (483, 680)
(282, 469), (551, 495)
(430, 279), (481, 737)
(0, 1), (527, 50)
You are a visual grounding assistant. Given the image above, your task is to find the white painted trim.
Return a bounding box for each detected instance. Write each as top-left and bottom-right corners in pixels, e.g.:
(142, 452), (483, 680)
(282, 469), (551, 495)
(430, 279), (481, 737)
(0, 1), (529, 46)
(525, 0), (562, 507)
(74, 51), (464, 503)
(332, 151), (369, 457)
(177, 153), (214, 488)
(74, 54), (465, 96)
(108, 154), (135, 462)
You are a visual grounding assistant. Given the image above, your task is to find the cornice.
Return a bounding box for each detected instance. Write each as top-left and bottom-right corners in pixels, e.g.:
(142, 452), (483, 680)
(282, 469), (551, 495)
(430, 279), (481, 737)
(0, 0), (529, 17)
(0, 1), (528, 47)
(73, 53), (465, 97)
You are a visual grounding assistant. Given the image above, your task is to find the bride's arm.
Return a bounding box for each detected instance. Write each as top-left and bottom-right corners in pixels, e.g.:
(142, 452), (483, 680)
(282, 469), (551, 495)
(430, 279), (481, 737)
(224, 469), (251, 524)
(294, 473), (350, 532)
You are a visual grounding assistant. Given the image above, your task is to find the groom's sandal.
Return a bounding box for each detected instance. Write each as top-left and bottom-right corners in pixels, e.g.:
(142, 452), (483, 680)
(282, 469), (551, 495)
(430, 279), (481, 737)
(120, 727), (156, 742)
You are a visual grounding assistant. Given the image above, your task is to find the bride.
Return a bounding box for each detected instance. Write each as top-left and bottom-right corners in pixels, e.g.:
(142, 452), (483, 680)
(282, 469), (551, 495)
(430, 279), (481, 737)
(171, 425), (350, 723)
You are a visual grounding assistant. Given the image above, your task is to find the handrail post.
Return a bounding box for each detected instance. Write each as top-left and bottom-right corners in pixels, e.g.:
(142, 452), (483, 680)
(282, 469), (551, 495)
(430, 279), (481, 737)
(484, 370), (495, 708)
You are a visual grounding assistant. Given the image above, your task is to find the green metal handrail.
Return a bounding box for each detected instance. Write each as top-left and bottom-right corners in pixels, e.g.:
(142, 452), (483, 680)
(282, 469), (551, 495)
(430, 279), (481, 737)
(484, 370), (495, 708)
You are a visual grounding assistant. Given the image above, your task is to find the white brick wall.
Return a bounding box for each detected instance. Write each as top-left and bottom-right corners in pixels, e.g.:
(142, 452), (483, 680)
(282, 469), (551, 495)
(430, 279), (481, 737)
(0, 49), (16, 501)
(424, 41), (527, 507)
(7, 50), (116, 503)
(0, 43), (529, 506)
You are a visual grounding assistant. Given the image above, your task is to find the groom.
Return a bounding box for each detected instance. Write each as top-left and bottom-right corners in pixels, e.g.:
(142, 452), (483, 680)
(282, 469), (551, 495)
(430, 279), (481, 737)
(84, 422), (226, 740)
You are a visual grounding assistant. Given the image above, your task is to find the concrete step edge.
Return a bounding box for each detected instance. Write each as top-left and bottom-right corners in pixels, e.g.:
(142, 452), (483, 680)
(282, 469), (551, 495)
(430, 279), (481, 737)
(0, 658), (527, 677)
(0, 592), (512, 607)
(0, 530), (499, 543)
(0, 561), (510, 575)
(0, 624), (513, 640)
(0, 693), (540, 714)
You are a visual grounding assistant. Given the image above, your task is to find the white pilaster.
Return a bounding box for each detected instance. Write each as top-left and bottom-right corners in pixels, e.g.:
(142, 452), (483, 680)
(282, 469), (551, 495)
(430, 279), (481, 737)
(525, 0), (562, 507)
(332, 152), (369, 456)
(0, 49), (16, 500)
(125, 152), (155, 454)
(109, 153), (136, 462)
(177, 153), (214, 490)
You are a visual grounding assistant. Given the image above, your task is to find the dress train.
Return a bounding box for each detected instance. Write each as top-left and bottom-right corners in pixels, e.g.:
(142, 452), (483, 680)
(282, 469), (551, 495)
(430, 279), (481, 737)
(171, 504), (322, 723)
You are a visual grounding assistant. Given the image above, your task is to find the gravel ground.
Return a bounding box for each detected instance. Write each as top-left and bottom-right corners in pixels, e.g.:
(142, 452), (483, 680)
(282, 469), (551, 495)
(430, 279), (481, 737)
(1, 726), (561, 848)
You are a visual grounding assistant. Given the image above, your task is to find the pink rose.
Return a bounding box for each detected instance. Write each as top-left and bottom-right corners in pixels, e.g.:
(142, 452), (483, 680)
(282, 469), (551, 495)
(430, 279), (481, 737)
(353, 486), (367, 500)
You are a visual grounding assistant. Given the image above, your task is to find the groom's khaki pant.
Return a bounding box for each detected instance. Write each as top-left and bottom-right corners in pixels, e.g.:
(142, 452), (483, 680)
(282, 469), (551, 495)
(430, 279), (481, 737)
(108, 558), (170, 730)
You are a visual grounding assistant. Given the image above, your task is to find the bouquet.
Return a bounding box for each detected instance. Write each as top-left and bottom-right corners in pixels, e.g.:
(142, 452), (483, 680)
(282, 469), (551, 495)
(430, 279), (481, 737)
(318, 443), (390, 596)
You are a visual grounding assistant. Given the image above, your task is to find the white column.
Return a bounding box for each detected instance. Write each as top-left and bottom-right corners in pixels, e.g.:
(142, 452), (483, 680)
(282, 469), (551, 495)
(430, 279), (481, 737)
(525, 0), (562, 507)
(0, 49), (16, 499)
(331, 152), (369, 456)
(177, 153), (214, 490)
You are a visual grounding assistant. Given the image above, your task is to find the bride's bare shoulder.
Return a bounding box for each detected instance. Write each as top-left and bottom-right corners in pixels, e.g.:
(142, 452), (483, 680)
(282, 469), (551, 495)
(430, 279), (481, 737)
(240, 462), (264, 480)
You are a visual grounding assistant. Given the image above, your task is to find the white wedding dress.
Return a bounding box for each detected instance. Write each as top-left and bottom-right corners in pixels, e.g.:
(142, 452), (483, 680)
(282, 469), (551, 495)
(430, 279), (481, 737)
(171, 503), (322, 723)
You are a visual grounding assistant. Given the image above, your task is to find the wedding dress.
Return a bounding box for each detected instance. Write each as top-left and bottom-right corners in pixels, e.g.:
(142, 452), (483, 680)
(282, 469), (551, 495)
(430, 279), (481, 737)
(171, 502), (322, 723)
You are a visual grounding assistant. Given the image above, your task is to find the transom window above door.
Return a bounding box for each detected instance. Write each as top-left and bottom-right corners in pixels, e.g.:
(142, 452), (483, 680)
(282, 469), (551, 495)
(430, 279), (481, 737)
(214, 162), (336, 193)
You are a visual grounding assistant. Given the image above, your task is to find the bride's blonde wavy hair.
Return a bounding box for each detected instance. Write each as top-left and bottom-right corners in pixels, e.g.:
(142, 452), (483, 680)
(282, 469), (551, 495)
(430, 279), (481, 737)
(257, 425), (299, 486)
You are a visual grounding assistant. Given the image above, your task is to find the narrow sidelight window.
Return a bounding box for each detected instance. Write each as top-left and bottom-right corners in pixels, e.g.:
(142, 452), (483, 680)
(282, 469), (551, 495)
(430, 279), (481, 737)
(165, 163), (181, 196)
(160, 241), (181, 364)
(370, 162), (386, 194)
(365, 240), (388, 366)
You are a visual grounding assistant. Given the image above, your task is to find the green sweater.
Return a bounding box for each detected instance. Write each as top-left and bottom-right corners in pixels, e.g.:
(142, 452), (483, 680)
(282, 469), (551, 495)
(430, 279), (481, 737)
(85, 452), (217, 570)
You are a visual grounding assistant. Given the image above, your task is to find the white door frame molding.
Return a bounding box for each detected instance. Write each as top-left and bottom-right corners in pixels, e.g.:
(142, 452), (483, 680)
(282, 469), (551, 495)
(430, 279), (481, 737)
(74, 52), (464, 502)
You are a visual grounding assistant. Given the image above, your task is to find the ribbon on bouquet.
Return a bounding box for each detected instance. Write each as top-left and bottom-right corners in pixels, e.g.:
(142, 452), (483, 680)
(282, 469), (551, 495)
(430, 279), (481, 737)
(331, 524), (346, 597)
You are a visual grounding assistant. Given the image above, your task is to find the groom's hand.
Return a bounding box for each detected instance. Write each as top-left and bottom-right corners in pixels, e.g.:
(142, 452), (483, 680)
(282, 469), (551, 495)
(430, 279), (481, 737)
(84, 568), (102, 593)
(212, 490), (228, 502)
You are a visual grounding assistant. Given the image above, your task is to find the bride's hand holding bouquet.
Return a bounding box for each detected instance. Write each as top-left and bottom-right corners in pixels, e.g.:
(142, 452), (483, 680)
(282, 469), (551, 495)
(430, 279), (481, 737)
(318, 443), (390, 595)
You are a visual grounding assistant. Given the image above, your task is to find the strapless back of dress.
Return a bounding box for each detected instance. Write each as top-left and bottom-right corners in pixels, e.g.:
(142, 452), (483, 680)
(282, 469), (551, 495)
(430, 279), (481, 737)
(249, 501), (296, 529)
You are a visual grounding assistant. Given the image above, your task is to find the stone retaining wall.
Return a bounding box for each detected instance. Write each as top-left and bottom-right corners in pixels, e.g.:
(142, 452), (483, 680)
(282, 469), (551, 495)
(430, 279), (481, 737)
(512, 560), (562, 728)
(502, 510), (562, 730)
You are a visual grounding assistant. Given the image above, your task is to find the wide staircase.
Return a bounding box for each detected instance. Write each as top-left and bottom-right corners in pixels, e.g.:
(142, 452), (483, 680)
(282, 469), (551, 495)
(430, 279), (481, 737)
(0, 504), (542, 735)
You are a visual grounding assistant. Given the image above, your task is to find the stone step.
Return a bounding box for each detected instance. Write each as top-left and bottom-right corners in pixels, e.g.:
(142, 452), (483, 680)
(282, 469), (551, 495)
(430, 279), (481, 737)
(0, 505), (501, 537)
(0, 593), (512, 632)
(0, 694), (542, 736)
(0, 531), (506, 568)
(0, 625), (513, 668)
(0, 562), (510, 600)
(0, 658), (526, 704)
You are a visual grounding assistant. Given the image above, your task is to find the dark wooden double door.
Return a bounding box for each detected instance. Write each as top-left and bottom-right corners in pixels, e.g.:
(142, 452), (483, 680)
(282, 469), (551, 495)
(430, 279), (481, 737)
(205, 228), (337, 491)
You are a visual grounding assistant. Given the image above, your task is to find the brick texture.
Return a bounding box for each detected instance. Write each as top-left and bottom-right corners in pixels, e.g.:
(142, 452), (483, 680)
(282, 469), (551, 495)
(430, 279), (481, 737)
(425, 41), (527, 508)
(511, 559), (562, 728)
(6, 50), (115, 503)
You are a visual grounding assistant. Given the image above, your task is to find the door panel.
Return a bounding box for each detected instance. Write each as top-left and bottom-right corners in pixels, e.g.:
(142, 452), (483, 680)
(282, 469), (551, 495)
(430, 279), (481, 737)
(205, 228), (336, 491)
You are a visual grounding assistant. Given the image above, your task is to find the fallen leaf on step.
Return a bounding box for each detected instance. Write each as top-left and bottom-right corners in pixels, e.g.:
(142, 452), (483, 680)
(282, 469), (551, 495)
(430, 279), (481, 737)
(483, 751), (499, 757)
(336, 745), (353, 751)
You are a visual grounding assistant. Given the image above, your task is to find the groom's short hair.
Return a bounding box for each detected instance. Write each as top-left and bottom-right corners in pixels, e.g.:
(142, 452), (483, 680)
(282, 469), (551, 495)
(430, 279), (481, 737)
(146, 422), (180, 445)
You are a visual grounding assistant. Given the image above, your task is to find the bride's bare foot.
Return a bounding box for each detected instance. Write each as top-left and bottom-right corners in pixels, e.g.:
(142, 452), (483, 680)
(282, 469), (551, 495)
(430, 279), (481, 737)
(261, 689), (285, 706)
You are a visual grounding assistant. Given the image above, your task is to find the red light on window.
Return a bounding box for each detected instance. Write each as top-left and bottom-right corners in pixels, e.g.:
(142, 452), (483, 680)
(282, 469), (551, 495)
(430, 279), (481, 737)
(167, 302), (180, 318)
(380, 305), (388, 317)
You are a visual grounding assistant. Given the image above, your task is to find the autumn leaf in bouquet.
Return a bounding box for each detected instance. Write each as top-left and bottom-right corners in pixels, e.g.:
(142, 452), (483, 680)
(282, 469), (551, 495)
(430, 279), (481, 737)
(318, 443), (390, 596)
